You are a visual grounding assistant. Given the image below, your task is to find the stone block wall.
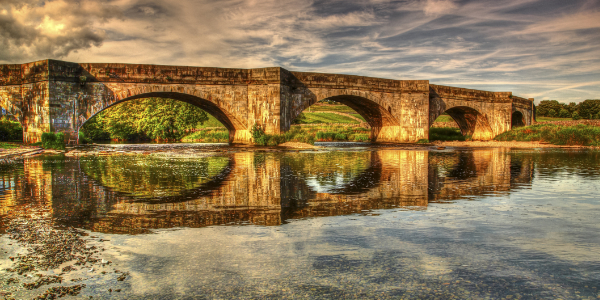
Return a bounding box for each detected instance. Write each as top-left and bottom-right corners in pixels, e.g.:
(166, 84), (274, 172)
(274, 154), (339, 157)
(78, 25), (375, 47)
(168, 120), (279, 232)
(280, 69), (430, 143)
(0, 59), (534, 144)
(430, 85), (514, 140)
(512, 96), (535, 126)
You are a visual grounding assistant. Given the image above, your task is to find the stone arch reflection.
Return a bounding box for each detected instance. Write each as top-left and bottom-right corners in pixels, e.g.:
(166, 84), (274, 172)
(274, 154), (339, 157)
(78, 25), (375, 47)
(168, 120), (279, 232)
(0, 149), (540, 234)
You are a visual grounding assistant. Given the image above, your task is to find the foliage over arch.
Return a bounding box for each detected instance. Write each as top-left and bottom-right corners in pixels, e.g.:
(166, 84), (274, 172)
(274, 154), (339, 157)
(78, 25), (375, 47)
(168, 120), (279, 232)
(81, 98), (209, 141)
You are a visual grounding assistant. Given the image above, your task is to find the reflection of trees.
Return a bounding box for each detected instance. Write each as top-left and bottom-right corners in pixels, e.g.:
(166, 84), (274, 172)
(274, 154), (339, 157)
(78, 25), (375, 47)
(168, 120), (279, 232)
(282, 151), (372, 192)
(0, 149), (547, 235)
(79, 155), (230, 199)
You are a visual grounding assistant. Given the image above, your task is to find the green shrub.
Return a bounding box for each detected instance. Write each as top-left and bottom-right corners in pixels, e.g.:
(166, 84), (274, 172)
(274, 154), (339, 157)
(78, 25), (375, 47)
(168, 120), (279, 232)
(334, 133), (348, 140)
(429, 127), (466, 141)
(78, 131), (93, 144)
(251, 124), (317, 146)
(495, 124), (600, 146)
(41, 132), (66, 150)
(352, 134), (370, 142)
(572, 111), (581, 120)
(0, 117), (23, 141)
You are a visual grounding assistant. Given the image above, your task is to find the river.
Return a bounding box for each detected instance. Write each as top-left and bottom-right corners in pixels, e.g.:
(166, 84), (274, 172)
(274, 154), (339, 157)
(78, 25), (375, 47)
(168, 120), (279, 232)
(0, 147), (599, 299)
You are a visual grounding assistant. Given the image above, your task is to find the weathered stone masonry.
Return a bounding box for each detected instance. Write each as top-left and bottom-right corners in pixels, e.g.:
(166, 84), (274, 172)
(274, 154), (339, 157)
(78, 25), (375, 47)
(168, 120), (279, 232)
(0, 59), (534, 143)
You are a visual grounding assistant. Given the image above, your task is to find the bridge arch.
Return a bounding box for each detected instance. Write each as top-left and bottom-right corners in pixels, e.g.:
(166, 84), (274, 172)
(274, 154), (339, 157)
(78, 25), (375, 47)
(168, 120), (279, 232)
(511, 110), (525, 128)
(431, 106), (494, 140)
(78, 91), (248, 143)
(287, 91), (402, 142)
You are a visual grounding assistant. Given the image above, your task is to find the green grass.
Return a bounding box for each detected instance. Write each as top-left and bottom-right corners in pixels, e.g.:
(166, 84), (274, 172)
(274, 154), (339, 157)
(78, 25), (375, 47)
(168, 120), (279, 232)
(252, 125), (371, 145)
(181, 129), (229, 143)
(308, 105), (357, 113)
(536, 116), (573, 122)
(0, 142), (20, 149)
(253, 126), (316, 146)
(434, 115), (455, 123)
(429, 127), (467, 141)
(349, 113), (366, 121)
(495, 124), (600, 146)
(197, 114), (226, 128)
(295, 112), (361, 124)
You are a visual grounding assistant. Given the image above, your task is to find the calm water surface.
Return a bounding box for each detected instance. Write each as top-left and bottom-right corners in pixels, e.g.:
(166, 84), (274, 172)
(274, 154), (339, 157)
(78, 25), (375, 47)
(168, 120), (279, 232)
(0, 148), (599, 299)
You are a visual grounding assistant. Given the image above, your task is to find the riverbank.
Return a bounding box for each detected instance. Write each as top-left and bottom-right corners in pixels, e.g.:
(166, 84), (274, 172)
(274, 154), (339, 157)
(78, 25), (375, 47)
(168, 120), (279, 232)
(0, 144), (44, 162)
(6, 133), (600, 161)
(431, 140), (592, 148)
(494, 123), (600, 146)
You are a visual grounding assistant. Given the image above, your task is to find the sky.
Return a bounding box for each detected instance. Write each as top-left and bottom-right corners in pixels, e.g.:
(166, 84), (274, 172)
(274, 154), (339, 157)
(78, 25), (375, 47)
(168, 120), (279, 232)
(0, 0), (599, 103)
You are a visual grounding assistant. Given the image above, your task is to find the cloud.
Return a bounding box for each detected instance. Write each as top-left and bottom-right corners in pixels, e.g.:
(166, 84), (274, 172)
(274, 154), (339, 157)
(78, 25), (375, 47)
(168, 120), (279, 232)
(0, 0), (120, 62)
(1, 0), (599, 102)
(422, 0), (457, 16)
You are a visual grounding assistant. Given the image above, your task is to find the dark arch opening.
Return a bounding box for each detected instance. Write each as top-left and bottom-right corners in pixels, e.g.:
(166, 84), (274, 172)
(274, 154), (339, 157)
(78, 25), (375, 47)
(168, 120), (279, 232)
(79, 92), (246, 143)
(430, 106), (494, 141)
(511, 111), (525, 128)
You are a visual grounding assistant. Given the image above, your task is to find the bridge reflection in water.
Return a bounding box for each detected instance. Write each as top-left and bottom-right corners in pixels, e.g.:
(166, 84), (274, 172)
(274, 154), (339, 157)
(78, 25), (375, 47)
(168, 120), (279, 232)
(0, 149), (534, 234)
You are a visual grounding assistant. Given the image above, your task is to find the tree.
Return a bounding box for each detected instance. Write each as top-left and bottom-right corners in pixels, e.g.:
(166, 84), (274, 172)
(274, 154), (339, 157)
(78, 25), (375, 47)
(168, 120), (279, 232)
(578, 100), (600, 120)
(567, 102), (579, 114)
(138, 98), (209, 140)
(81, 98), (209, 141)
(572, 111), (581, 120)
(558, 108), (570, 118)
(548, 109), (557, 117)
(537, 100), (564, 117)
(80, 114), (110, 140)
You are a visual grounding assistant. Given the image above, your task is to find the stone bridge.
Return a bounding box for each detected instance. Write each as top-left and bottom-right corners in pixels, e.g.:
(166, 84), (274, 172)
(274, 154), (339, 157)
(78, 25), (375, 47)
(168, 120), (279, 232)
(0, 59), (534, 143)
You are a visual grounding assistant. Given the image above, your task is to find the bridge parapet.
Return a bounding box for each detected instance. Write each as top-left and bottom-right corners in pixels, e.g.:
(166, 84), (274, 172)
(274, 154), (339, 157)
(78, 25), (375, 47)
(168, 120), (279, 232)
(45, 60), (281, 85)
(430, 84), (513, 103)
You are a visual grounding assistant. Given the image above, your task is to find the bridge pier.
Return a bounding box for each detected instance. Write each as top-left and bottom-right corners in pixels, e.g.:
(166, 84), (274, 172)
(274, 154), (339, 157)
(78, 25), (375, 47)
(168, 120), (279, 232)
(0, 60), (534, 144)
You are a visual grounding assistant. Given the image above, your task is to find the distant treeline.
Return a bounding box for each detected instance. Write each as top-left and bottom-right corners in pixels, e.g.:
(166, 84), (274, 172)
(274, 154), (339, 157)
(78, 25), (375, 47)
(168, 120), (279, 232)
(536, 99), (600, 119)
(81, 98), (209, 141)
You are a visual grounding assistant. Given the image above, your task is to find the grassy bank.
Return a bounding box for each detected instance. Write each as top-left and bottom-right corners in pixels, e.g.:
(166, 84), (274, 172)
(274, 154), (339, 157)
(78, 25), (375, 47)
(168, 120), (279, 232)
(0, 142), (20, 149)
(296, 125), (370, 142)
(253, 126), (315, 146)
(294, 112), (363, 124)
(308, 104), (356, 113)
(495, 124), (600, 146)
(536, 116), (573, 122)
(429, 128), (467, 141)
(434, 115), (455, 123)
(197, 114), (226, 128)
(181, 129), (229, 143)
(251, 125), (372, 146)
